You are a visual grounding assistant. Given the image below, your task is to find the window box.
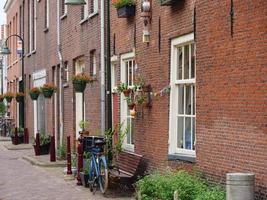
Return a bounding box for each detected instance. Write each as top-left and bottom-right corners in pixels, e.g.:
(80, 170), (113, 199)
(158, 0), (176, 6)
(117, 5), (135, 18)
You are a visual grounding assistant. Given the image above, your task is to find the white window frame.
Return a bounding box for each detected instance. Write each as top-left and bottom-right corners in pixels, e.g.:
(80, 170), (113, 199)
(45, 0), (49, 29)
(89, 0), (98, 17)
(169, 33), (196, 157)
(120, 52), (135, 152)
(81, 0), (89, 21)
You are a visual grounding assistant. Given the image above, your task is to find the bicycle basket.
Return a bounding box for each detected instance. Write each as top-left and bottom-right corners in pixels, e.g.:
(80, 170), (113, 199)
(83, 136), (105, 153)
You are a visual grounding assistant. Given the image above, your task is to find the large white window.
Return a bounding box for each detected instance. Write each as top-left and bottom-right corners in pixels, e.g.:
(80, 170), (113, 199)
(169, 33), (196, 157)
(120, 52), (135, 152)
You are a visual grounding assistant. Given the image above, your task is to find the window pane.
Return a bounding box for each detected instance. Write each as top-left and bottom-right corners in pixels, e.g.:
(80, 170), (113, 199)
(184, 45), (189, 79)
(185, 85), (191, 115)
(131, 119), (134, 145)
(178, 85), (184, 114)
(126, 117), (131, 144)
(185, 117), (191, 150)
(177, 117), (184, 148)
(125, 61), (128, 85)
(191, 44), (195, 79)
(192, 117), (195, 150)
(128, 60), (132, 86)
(177, 47), (183, 80)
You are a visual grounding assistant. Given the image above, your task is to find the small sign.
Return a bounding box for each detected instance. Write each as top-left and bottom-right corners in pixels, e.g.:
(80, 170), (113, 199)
(16, 40), (22, 55)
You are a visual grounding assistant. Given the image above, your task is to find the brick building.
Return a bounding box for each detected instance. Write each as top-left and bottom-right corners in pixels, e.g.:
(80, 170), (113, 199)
(110, 0), (266, 199)
(4, 0), (103, 149)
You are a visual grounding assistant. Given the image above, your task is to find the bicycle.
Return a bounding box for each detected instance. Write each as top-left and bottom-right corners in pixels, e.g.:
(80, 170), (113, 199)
(83, 136), (109, 194)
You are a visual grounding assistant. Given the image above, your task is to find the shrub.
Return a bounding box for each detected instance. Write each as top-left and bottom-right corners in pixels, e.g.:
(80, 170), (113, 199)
(136, 171), (225, 200)
(195, 187), (226, 200)
(112, 0), (136, 9)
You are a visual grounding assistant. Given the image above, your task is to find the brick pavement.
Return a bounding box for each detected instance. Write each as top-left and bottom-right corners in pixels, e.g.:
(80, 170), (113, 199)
(0, 141), (133, 200)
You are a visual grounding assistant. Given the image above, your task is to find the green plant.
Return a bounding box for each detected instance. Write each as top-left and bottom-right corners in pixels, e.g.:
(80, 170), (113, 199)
(39, 132), (51, 146)
(57, 142), (66, 159)
(72, 73), (93, 84)
(29, 87), (41, 94)
(136, 171), (225, 200)
(104, 123), (127, 167)
(0, 102), (6, 116)
(195, 187), (226, 200)
(71, 153), (77, 168)
(116, 82), (128, 93)
(41, 83), (57, 93)
(112, 0), (136, 9)
(79, 120), (89, 131)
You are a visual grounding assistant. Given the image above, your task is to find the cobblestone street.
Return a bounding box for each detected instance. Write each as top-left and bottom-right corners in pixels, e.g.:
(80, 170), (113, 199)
(0, 141), (133, 200)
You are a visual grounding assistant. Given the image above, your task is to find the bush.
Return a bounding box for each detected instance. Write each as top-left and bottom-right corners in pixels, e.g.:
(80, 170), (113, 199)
(136, 171), (225, 200)
(195, 187), (225, 200)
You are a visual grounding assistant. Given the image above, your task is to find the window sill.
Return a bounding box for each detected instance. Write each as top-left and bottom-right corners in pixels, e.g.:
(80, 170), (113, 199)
(63, 83), (69, 88)
(26, 53), (31, 57)
(79, 17), (88, 25)
(168, 154), (196, 163)
(88, 12), (98, 19)
(31, 50), (36, 54)
(60, 13), (67, 20)
(44, 28), (49, 33)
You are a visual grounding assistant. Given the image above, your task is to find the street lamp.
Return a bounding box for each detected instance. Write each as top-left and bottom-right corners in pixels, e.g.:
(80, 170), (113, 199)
(0, 34), (25, 129)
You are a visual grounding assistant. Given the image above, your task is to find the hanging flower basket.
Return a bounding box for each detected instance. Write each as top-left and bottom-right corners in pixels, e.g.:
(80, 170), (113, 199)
(15, 92), (25, 103)
(128, 102), (135, 110)
(72, 73), (93, 93)
(29, 87), (41, 100)
(117, 5), (136, 18)
(4, 92), (14, 103)
(112, 0), (136, 18)
(123, 89), (132, 97)
(41, 83), (57, 98)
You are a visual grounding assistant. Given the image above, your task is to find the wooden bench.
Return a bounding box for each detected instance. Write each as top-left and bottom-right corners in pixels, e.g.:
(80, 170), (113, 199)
(110, 151), (144, 185)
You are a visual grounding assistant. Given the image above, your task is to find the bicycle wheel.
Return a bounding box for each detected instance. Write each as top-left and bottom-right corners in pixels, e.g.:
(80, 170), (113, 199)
(98, 156), (108, 194)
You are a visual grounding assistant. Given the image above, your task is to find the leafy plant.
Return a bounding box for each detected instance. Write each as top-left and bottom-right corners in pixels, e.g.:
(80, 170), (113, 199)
(112, 0), (136, 9)
(57, 142), (66, 159)
(40, 83), (57, 93)
(72, 73), (93, 84)
(136, 171), (225, 200)
(4, 92), (14, 98)
(39, 132), (51, 146)
(116, 82), (129, 93)
(0, 102), (6, 116)
(29, 87), (41, 94)
(79, 120), (89, 131)
(71, 153), (77, 168)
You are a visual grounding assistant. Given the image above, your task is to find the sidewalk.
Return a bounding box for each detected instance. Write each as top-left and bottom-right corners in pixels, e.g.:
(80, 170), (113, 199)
(0, 140), (134, 200)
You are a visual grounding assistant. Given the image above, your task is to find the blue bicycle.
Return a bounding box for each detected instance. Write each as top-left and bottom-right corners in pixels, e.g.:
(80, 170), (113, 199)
(83, 136), (108, 194)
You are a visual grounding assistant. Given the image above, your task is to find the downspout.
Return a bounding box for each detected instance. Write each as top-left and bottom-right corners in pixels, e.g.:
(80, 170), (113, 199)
(100, 0), (105, 133)
(57, 0), (64, 146)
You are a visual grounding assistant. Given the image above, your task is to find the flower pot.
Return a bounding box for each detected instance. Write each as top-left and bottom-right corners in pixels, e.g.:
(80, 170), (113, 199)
(29, 92), (39, 100)
(80, 172), (89, 187)
(42, 89), (54, 98)
(11, 135), (24, 145)
(5, 97), (13, 103)
(128, 103), (135, 110)
(123, 89), (131, 97)
(117, 5), (136, 18)
(34, 142), (51, 155)
(130, 109), (136, 117)
(73, 82), (87, 93)
(16, 96), (24, 103)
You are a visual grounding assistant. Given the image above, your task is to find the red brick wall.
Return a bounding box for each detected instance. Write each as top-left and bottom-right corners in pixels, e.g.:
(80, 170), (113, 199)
(196, 1), (267, 198)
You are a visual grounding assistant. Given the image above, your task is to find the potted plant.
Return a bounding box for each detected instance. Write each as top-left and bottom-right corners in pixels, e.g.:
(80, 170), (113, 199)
(125, 97), (135, 110)
(72, 73), (93, 93)
(117, 83), (131, 97)
(79, 120), (90, 135)
(40, 83), (57, 98)
(4, 92), (14, 103)
(15, 92), (25, 103)
(80, 152), (91, 187)
(33, 133), (51, 155)
(112, 0), (136, 18)
(10, 127), (24, 145)
(0, 95), (4, 102)
(29, 87), (41, 100)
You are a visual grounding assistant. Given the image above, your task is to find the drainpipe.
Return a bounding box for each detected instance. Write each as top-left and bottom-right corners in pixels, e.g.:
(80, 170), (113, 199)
(57, 0), (64, 146)
(100, 0), (105, 133)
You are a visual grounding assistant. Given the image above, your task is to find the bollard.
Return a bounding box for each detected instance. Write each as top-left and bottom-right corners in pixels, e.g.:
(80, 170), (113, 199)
(77, 140), (83, 185)
(24, 128), (29, 144)
(50, 135), (56, 162)
(226, 173), (255, 200)
(35, 133), (40, 156)
(67, 136), (72, 175)
(14, 127), (18, 145)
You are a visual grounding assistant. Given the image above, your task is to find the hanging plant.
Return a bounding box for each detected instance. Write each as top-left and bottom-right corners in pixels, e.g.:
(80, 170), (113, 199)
(0, 95), (4, 102)
(15, 92), (25, 103)
(41, 83), (57, 98)
(117, 83), (132, 97)
(112, 0), (136, 18)
(4, 92), (14, 103)
(72, 73), (93, 93)
(29, 87), (41, 100)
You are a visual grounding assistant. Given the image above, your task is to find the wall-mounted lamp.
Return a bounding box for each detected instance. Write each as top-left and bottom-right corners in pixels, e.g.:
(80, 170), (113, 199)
(141, 0), (152, 44)
(143, 30), (150, 43)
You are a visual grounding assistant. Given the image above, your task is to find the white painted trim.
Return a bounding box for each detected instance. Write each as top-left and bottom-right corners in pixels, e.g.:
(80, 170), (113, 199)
(169, 33), (196, 156)
(120, 52), (135, 152)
